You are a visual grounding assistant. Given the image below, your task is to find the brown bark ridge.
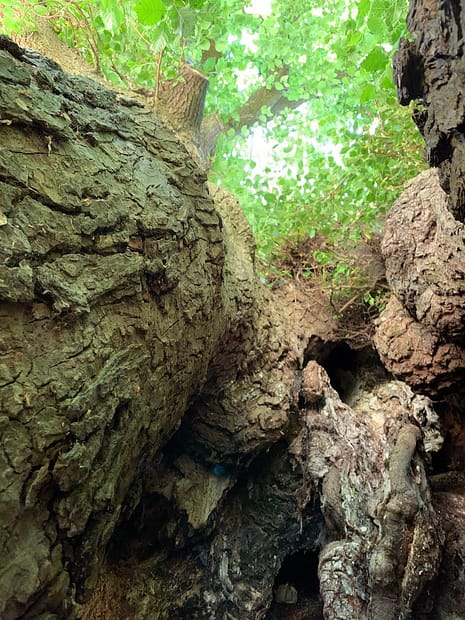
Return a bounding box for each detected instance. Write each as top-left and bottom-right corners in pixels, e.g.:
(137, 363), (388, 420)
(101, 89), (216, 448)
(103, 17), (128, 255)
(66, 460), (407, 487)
(378, 0), (465, 398)
(382, 169), (465, 341)
(373, 170), (465, 395)
(393, 0), (465, 221)
(0, 35), (226, 618)
(374, 169), (465, 612)
(0, 36), (447, 620)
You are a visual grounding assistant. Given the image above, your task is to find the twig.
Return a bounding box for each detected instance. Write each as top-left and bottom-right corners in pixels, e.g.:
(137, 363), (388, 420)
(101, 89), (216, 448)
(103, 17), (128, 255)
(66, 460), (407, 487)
(68, 0), (101, 72)
(180, 38), (186, 66)
(330, 292), (359, 315)
(153, 47), (165, 108)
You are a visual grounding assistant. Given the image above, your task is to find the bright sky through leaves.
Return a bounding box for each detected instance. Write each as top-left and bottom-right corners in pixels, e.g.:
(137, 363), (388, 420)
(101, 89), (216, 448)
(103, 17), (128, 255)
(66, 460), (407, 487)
(245, 0), (272, 16)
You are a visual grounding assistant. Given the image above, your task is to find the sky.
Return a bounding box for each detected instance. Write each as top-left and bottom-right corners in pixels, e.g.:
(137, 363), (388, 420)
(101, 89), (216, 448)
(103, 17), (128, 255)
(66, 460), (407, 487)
(246, 0), (273, 16)
(236, 0), (344, 184)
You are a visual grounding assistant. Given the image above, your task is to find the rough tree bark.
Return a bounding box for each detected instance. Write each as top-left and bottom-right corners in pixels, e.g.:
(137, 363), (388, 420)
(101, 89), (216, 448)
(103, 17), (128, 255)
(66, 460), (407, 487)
(375, 0), (465, 615)
(0, 5), (464, 617)
(394, 0), (465, 223)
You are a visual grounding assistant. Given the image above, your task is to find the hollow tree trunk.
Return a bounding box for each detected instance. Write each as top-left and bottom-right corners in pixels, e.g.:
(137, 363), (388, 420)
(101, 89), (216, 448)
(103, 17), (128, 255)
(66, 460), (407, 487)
(0, 33), (455, 620)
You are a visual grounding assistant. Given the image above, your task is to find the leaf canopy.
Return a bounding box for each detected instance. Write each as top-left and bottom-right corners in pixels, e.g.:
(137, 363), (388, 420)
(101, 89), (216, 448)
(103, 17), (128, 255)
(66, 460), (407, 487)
(1, 0), (425, 265)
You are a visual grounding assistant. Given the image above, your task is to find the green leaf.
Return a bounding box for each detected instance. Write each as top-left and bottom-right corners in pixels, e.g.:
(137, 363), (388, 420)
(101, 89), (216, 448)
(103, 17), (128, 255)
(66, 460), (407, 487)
(135, 0), (166, 26)
(367, 12), (388, 38)
(153, 30), (169, 53)
(360, 46), (388, 72)
(34, 5), (50, 17)
(178, 7), (198, 38)
(203, 56), (217, 73)
(357, 0), (371, 21)
(359, 83), (376, 103)
(214, 38), (228, 53)
(347, 30), (362, 47)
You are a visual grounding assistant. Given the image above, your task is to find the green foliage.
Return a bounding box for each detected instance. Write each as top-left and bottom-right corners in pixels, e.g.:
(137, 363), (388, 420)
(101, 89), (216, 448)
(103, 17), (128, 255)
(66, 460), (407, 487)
(0, 0), (214, 85)
(363, 289), (389, 313)
(218, 97), (423, 261)
(0, 1), (36, 32)
(134, 0), (166, 26)
(209, 0), (425, 260)
(1, 0), (426, 275)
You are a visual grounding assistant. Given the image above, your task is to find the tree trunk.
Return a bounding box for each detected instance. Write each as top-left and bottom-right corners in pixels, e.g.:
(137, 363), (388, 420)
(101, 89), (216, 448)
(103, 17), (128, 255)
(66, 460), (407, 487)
(393, 0), (465, 222)
(377, 0), (465, 615)
(154, 63), (209, 162)
(0, 20), (463, 620)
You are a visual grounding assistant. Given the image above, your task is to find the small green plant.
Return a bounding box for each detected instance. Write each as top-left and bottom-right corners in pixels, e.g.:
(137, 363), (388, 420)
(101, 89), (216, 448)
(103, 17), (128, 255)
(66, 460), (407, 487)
(363, 290), (389, 313)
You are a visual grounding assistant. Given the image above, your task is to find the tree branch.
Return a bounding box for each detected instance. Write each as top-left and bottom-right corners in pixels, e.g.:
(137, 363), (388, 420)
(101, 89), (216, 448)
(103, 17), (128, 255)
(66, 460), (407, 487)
(200, 65), (313, 159)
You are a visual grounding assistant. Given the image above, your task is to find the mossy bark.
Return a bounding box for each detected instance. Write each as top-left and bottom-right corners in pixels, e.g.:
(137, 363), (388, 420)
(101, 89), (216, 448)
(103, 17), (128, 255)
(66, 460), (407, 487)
(0, 34), (228, 619)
